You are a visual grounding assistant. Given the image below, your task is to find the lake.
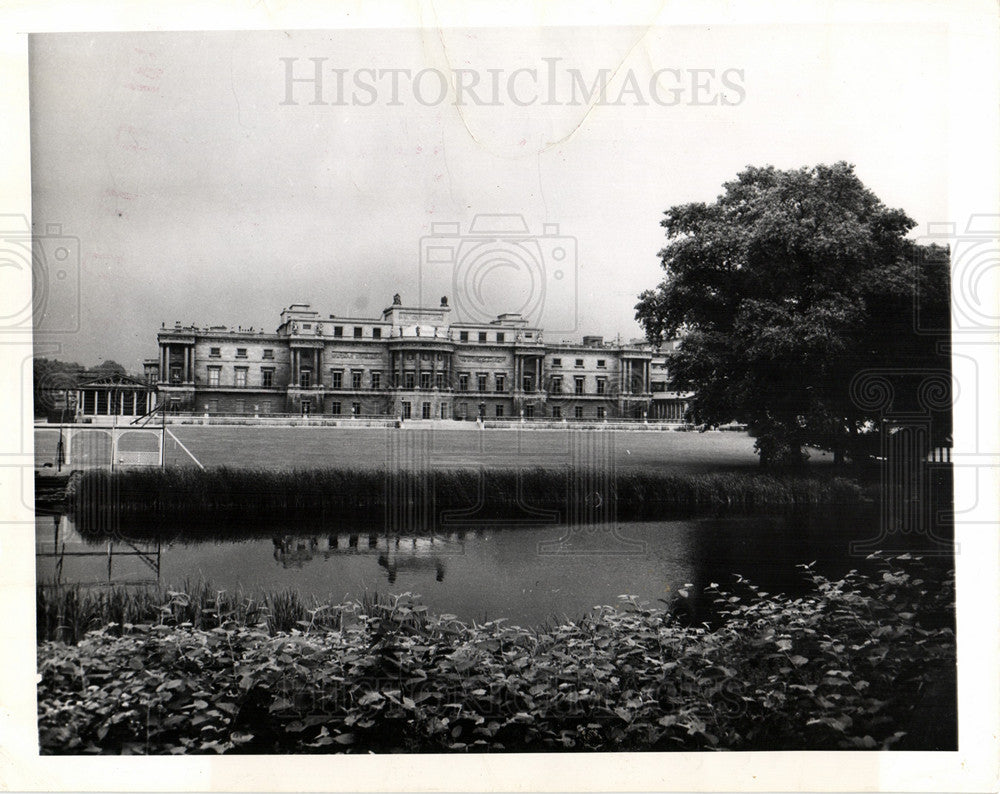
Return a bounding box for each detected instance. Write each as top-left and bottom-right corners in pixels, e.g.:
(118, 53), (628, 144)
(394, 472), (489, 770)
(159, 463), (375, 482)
(35, 506), (951, 626)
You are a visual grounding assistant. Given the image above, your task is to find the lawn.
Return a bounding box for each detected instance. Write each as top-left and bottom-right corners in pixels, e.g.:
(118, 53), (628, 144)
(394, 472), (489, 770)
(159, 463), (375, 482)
(160, 425), (833, 472)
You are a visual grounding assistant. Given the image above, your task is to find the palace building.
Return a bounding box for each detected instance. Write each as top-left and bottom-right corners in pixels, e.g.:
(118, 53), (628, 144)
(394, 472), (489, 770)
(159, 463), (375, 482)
(152, 295), (690, 422)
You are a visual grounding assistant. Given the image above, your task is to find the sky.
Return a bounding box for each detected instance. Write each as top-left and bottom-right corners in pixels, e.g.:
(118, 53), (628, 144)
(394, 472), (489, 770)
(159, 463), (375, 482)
(29, 24), (950, 370)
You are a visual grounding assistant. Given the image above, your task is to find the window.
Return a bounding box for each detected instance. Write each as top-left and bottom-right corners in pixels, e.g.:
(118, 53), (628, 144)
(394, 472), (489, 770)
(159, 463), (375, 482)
(525, 332), (533, 339)
(351, 371), (363, 390)
(372, 327), (382, 339)
(422, 402), (431, 419)
(404, 372), (415, 390)
(596, 406), (606, 419)
(435, 372), (444, 389)
(352, 402), (362, 415)
(170, 366), (182, 384)
(334, 326), (343, 337)
(234, 368), (248, 388)
(496, 332), (505, 343)
(477, 374), (487, 392)
(236, 348), (247, 359)
(550, 376), (562, 393)
(300, 370), (312, 389)
(522, 374), (535, 393)
(524, 404), (534, 418)
(261, 400), (272, 414)
(575, 376), (585, 394)
(301, 400), (311, 416)
(235, 400), (245, 414)
(495, 405), (504, 418)
(596, 378), (606, 395)
(209, 347), (221, 358)
(261, 368), (274, 388)
(551, 358), (562, 367)
(370, 371), (381, 390)
(459, 373), (469, 391)
(262, 349), (274, 360)
(330, 370), (343, 389)
(478, 331), (487, 342)
(575, 358), (584, 368)
(302, 323), (312, 330)
(420, 372), (431, 390)
(456, 402), (467, 419)
(495, 374), (505, 392)
(354, 327), (362, 339)
(401, 401), (411, 419)
(330, 401), (342, 415)
(208, 399), (219, 413)
(440, 404), (448, 419)
(122, 392), (135, 414)
(575, 406), (584, 418)
(459, 331), (469, 342)
(552, 405), (562, 419)
(597, 359), (606, 368)
(208, 367), (220, 387)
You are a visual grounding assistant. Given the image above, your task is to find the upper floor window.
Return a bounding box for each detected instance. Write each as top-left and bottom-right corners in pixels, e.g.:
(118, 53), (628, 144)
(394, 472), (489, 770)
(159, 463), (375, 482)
(370, 371), (382, 390)
(209, 347), (221, 358)
(496, 332), (505, 343)
(353, 327), (362, 339)
(575, 358), (584, 368)
(495, 374), (505, 392)
(236, 348), (248, 359)
(551, 358), (562, 367)
(262, 349), (274, 360)
(351, 370), (363, 390)
(459, 373), (469, 391)
(404, 372), (415, 390)
(596, 377), (606, 395)
(550, 376), (562, 393)
(234, 368), (248, 388)
(261, 368), (274, 388)
(460, 331), (469, 342)
(435, 372), (444, 389)
(334, 326), (343, 337)
(330, 370), (343, 389)
(299, 370), (312, 389)
(372, 327), (382, 339)
(420, 372), (431, 390)
(597, 359), (606, 368)
(207, 367), (220, 387)
(302, 323), (312, 330)
(575, 376), (585, 394)
(477, 374), (487, 392)
(478, 331), (487, 342)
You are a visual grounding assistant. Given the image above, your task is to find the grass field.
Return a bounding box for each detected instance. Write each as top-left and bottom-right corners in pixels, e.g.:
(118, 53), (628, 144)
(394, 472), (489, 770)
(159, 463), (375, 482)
(157, 426), (833, 472)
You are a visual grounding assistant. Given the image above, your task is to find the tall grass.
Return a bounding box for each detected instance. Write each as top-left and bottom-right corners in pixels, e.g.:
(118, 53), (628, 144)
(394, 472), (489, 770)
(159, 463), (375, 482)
(36, 580), (397, 644)
(66, 466), (876, 536)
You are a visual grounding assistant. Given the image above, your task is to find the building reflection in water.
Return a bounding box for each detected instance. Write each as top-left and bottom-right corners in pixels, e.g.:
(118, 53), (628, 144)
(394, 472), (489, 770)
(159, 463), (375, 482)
(271, 529), (473, 584)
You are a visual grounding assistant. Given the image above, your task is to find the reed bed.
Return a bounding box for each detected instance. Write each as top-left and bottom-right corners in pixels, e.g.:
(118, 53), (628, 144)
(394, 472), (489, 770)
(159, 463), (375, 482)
(66, 466), (876, 535)
(36, 580), (394, 644)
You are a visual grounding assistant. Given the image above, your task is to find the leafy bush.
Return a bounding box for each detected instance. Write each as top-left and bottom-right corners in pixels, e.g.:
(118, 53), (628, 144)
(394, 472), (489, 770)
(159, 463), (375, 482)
(37, 554), (953, 754)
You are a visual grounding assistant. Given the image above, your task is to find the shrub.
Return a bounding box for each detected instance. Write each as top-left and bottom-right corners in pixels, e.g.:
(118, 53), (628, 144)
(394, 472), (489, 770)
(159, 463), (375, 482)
(37, 554), (954, 754)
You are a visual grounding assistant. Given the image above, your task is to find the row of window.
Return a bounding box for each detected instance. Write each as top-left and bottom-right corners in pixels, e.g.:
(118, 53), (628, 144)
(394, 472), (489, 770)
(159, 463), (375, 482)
(200, 349), (616, 370)
(550, 357), (605, 368)
(200, 366), (641, 394)
(208, 347), (274, 360)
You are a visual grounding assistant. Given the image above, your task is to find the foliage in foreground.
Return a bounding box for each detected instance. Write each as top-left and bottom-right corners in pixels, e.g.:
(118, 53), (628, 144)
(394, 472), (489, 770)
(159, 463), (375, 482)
(37, 555), (954, 754)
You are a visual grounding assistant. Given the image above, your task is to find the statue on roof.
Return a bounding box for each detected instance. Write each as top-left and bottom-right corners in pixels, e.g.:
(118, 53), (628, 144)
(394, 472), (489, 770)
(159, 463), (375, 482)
(393, 293), (401, 305)
(441, 296), (449, 307)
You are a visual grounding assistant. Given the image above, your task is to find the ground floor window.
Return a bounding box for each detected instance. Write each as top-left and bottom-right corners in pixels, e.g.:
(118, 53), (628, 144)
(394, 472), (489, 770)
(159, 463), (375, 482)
(402, 401), (411, 419)
(596, 406), (605, 419)
(440, 404), (448, 419)
(352, 402), (361, 415)
(524, 404), (534, 418)
(301, 400), (311, 416)
(330, 401), (341, 415)
(495, 405), (504, 418)
(455, 402), (467, 419)
(551, 405), (561, 418)
(574, 405), (584, 419)
(422, 402), (431, 419)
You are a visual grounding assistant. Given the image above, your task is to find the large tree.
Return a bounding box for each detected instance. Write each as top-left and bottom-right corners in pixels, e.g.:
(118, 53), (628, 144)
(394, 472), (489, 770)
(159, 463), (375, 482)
(636, 162), (950, 467)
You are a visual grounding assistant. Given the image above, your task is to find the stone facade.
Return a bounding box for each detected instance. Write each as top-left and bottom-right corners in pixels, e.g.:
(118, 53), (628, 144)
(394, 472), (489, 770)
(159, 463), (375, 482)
(154, 296), (690, 421)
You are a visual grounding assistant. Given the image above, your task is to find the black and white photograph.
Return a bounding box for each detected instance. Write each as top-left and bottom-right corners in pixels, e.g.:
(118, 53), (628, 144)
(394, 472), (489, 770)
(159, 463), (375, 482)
(2, 1), (998, 791)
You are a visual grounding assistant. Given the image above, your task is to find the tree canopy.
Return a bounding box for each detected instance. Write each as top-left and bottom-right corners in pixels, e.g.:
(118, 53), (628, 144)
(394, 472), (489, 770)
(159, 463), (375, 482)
(635, 162), (950, 467)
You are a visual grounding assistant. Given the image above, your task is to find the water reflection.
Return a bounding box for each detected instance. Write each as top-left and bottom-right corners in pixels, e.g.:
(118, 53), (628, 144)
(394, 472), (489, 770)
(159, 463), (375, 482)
(36, 506), (950, 627)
